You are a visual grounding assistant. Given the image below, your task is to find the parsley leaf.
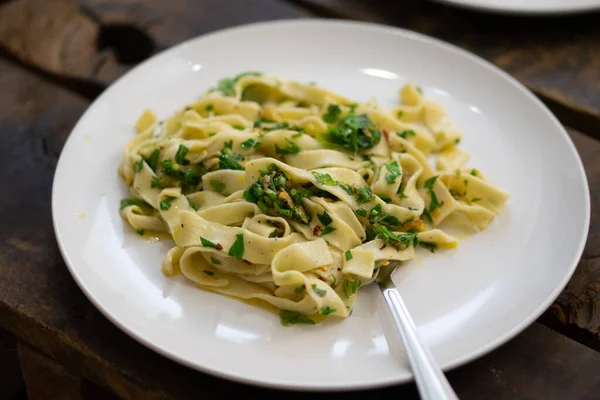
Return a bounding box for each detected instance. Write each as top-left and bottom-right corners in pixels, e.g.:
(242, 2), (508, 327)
(320, 113), (381, 154)
(217, 148), (245, 170)
(120, 198), (146, 210)
(135, 158), (144, 172)
(320, 226), (337, 236)
(151, 176), (162, 189)
(342, 278), (361, 298)
(210, 180), (226, 193)
(470, 169), (478, 176)
(210, 257), (221, 265)
(375, 225), (420, 249)
(205, 104), (214, 111)
(294, 286), (304, 294)
(322, 104), (341, 123)
(345, 250), (353, 261)
(397, 130), (416, 139)
(135, 229), (144, 236)
(279, 310), (315, 326)
(354, 186), (373, 204)
(228, 234), (245, 260)
(320, 306), (336, 315)
(159, 197), (173, 211)
(312, 172), (337, 186)
(203, 270), (214, 277)
(175, 145), (189, 164)
(385, 161), (401, 184)
(424, 175), (440, 212)
(471, 197), (481, 203)
(200, 237), (222, 250)
(317, 210), (333, 226)
(356, 208), (367, 217)
(240, 138), (256, 149)
(145, 149), (160, 172)
(275, 139), (301, 155)
(311, 284), (327, 297)
(213, 72), (262, 96)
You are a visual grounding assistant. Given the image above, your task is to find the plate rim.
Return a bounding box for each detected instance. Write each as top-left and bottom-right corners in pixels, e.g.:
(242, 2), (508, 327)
(51, 18), (591, 391)
(433, 0), (600, 15)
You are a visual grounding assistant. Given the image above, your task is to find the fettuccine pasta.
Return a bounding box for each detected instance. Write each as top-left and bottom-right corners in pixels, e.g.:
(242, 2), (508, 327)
(118, 72), (509, 325)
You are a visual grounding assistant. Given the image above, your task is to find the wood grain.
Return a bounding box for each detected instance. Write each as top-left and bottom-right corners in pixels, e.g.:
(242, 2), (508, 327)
(0, 56), (599, 399)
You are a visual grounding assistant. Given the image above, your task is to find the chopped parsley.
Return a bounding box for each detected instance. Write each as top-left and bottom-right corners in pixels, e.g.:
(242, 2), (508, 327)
(424, 175), (440, 212)
(135, 229), (144, 236)
(212, 71), (262, 96)
(320, 113), (381, 154)
(205, 104), (214, 111)
(342, 278), (361, 298)
(420, 242), (437, 253)
(175, 145), (189, 165)
(397, 111), (404, 118)
(151, 176), (162, 189)
(416, 86), (423, 94)
(240, 138), (257, 149)
(145, 149), (160, 172)
(338, 183), (372, 204)
(320, 226), (337, 236)
(375, 225), (419, 250)
(228, 234), (245, 260)
(422, 208), (433, 223)
(317, 210), (333, 226)
(275, 139), (301, 155)
(292, 131), (303, 138)
(368, 204), (401, 227)
(159, 197), (174, 211)
(311, 284), (327, 297)
(217, 146), (245, 170)
(322, 104), (342, 123)
(210, 180), (226, 193)
(356, 208), (367, 217)
(397, 130), (416, 139)
(455, 138), (461, 144)
(471, 197), (481, 203)
(312, 172), (337, 186)
(119, 198), (146, 210)
(279, 310), (315, 326)
(200, 237), (222, 250)
(210, 257), (221, 265)
(135, 158), (144, 172)
(384, 161), (401, 184)
(470, 169), (478, 177)
(203, 270), (214, 277)
(320, 306), (336, 315)
(294, 286), (304, 294)
(345, 250), (353, 261)
(263, 122), (291, 131)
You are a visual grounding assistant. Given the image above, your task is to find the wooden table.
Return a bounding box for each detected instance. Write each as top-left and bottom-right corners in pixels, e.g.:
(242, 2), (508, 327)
(1, 1), (599, 398)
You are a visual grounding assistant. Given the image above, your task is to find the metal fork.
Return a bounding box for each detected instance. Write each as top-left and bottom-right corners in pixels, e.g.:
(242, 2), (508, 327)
(375, 265), (459, 400)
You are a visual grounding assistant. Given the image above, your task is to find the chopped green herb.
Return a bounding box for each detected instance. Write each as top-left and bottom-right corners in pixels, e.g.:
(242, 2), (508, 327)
(342, 278), (361, 298)
(145, 149), (160, 172)
(200, 237), (221, 249)
(210, 180), (226, 193)
(210, 257), (221, 265)
(381, 197), (392, 203)
(345, 250), (353, 261)
(275, 139), (301, 155)
(311, 284), (327, 297)
(317, 210), (333, 226)
(354, 186), (373, 204)
(233, 125), (245, 130)
(322, 104), (341, 123)
(203, 270), (214, 277)
(264, 122), (290, 131)
(422, 208), (433, 223)
(279, 310), (315, 326)
(455, 138), (461, 144)
(294, 286), (304, 294)
(205, 104), (214, 111)
(212, 72), (262, 96)
(397, 111), (404, 118)
(320, 226), (337, 236)
(159, 197), (174, 211)
(151, 176), (162, 189)
(161, 159), (178, 176)
(320, 306), (336, 315)
(375, 225), (419, 249)
(416, 86), (423, 94)
(356, 208), (367, 217)
(240, 138), (256, 149)
(368, 204), (401, 227)
(397, 130), (416, 139)
(320, 113), (381, 154)
(228, 234), (245, 260)
(120, 198), (145, 210)
(135, 158), (144, 172)
(424, 175), (440, 212)
(308, 81), (317, 86)
(182, 169), (201, 188)
(175, 145), (189, 165)
(224, 140), (233, 150)
(135, 229), (144, 236)
(292, 131), (303, 138)
(470, 169), (477, 177)
(420, 242), (437, 253)
(312, 172), (337, 186)
(217, 148), (245, 170)
(471, 197), (481, 203)
(385, 161), (401, 184)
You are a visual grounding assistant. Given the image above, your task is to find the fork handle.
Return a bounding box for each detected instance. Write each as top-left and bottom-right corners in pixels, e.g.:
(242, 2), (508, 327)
(379, 285), (459, 400)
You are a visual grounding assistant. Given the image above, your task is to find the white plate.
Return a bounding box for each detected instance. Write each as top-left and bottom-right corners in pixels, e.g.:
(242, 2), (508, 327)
(435, 0), (600, 15)
(52, 19), (589, 391)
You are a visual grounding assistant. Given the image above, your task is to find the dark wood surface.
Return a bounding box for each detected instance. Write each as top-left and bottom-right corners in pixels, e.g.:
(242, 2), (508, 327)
(0, 0), (599, 398)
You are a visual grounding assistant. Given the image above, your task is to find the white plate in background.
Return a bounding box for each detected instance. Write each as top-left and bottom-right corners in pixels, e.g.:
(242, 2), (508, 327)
(435, 0), (600, 15)
(52, 19), (589, 390)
